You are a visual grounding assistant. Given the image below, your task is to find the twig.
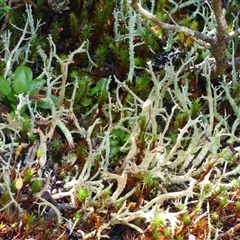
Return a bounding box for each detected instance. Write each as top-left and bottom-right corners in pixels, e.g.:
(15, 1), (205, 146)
(130, 0), (214, 45)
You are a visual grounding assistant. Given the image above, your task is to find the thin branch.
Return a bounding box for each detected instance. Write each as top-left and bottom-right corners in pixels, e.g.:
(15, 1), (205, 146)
(212, 0), (228, 37)
(226, 27), (240, 42)
(210, 0), (229, 76)
(130, 0), (214, 46)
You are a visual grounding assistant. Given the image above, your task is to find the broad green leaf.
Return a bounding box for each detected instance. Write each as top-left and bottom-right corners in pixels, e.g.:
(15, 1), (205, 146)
(28, 79), (46, 96)
(37, 95), (59, 109)
(13, 66), (33, 94)
(7, 93), (17, 103)
(0, 76), (11, 96)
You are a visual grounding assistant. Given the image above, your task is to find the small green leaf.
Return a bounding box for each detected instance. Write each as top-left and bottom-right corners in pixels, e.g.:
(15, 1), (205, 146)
(82, 97), (91, 107)
(89, 78), (106, 96)
(110, 146), (120, 157)
(89, 85), (101, 96)
(13, 66), (33, 94)
(0, 76), (11, 96)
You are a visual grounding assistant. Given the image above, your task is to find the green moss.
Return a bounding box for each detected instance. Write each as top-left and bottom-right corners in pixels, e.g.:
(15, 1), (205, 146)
(219, 197), (228, 207)
(31, 179), (42, 194)
(211, 212), (219, 221)
(24, 168), (35, 183)
(235, 201), (240, 211)
(182, 214), (191, 225)
(69, 12), (80, 37)
(50, 21), (62, 42)
(50, 139), (62, 153)
(77, 188), (89, 202)
(0, 190), (10, 205)
(176, 235), (184, 240)
(164, 228), (171, 238)
(174, 111), (189, 129)
(0, 0), (10, 21)
(190, 20), (199, 30)
(190, 100), (201, 119)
